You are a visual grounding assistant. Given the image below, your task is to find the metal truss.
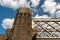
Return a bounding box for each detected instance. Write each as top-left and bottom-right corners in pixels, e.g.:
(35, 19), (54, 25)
(33, 18), (60, 38)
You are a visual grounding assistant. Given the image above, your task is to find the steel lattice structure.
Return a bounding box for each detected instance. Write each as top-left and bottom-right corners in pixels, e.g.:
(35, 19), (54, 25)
(32, 18), (60, 38)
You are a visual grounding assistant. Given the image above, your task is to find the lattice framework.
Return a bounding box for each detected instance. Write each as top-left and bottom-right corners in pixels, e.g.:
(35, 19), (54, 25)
(33, 18), (60, 38)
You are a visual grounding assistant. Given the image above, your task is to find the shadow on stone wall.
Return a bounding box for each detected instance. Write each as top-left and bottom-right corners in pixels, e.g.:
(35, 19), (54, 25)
(32, 33), (37, 40)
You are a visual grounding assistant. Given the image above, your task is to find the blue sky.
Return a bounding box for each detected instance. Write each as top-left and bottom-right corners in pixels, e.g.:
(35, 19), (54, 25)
(0, 0), (60, 34)
(0, 6), (16, 34)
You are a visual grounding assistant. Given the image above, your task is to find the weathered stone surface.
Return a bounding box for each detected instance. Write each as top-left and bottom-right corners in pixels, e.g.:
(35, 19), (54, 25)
(7, 8), (32, 40)
(0, 34), (7, 40)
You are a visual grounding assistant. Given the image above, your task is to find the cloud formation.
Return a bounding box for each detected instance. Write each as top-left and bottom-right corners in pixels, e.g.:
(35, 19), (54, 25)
(0, 0), (40, 10)
(42, 0), (56, 18)
(33, 14), (51, 18)
(0, 0), (28, 9)
(56, 4), (60, 9)
(42, 0), (60, 18)
(30, 0), (40, 7)
(0, 0), (60, 18)
(55, 10), (60, 18)
(42, 0), (56, 13)
(2, 18), (14, 29)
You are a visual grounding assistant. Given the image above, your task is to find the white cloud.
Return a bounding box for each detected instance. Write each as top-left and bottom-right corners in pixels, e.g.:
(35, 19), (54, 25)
(26, 1), (31, 8)
(30, 0), (40, 7)
(0, 0), (40, 10)
(41, 0), (57, 18)
(0, 0), (1, 4)
(56, 4), (60, 10)
(46, 0), (54, 1)
(17, 0), (28, 7)
(41, 0), (60, 18)
(0, 0), (29, 10)
(33, 14), (51, 18)
(55, 10), (60, 18)
(42, 0), (56, 17)
(2, 18), (14, 29)
(42, 0), (56, 12)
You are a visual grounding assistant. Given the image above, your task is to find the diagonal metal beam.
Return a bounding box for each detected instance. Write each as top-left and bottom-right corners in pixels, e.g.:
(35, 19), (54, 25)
(45, 22), (60, 32)
(34, 22), (57, 37)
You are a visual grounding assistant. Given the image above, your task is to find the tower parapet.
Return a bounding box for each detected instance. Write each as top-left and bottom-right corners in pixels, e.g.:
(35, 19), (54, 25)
(18, 8), (32, 14)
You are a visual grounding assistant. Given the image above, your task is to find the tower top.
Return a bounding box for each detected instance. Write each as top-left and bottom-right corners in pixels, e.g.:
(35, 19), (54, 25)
(18, 8), (32, 14)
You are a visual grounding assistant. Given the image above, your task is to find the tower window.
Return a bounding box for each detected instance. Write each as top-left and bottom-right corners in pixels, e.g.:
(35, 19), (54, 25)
(24, 13), (26, 15)
(20, 13), (22, 16)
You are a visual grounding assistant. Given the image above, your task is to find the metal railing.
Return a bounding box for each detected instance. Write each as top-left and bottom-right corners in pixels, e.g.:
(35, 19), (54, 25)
(33, 18), (60, 38)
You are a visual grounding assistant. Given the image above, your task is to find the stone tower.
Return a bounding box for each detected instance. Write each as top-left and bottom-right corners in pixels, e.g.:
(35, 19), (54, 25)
(6, 8), (32, 40)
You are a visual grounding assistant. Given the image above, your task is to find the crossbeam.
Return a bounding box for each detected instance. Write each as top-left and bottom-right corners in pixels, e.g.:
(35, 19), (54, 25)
(33, 18), (60, 22)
